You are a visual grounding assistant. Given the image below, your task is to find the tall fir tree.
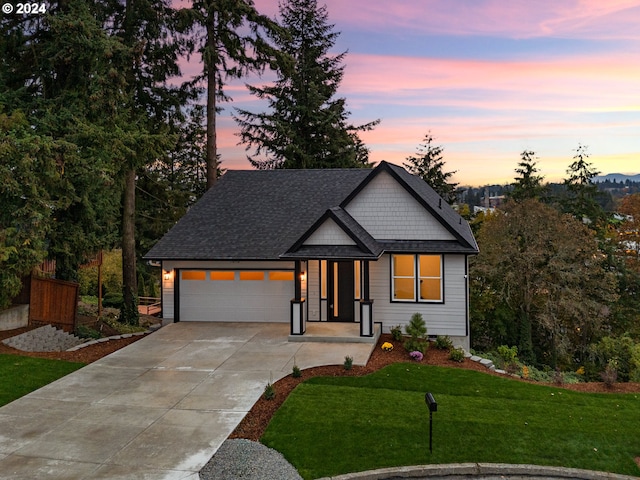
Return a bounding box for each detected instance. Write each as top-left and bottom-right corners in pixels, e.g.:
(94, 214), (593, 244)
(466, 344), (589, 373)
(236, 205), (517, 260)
(185, 0), (278, 188)
(508, 151), (547, 202)
(404, 133), (458, 204)
(0, 0), (126, 284)
(562, 144), (604, 226)
(234, 0), (379, 169)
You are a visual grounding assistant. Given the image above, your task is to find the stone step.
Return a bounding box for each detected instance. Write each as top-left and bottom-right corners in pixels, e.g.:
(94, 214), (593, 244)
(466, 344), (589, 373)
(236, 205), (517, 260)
(1, 325), (86, 352)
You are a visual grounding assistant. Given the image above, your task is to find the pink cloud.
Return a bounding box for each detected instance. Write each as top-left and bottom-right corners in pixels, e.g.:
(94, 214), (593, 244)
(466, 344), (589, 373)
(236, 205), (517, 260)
(312, 0), (640, 40)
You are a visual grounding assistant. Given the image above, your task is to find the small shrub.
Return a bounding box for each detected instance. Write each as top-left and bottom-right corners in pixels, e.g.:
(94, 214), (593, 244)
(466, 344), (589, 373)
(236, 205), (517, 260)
(497, 345), (518, 365)
(600, 360), (618, 388)
(449, 347), (464, 363)
(102, 292), (124, 309)
(390, 325), (403, 341)
(404, 313), (428, 354)
(409, 350), (423, 362)
(343, 355), (353, 370)
(263, 383), (276, 400)
(435, 335), (453, 350)
(76, 324), (101, 339)
(381, 342), (394, 352)
(292, 365), (302, 378)
(552, 368), (565, 386)
(521, 365), (530, 379)
(404, 337), (429, 355)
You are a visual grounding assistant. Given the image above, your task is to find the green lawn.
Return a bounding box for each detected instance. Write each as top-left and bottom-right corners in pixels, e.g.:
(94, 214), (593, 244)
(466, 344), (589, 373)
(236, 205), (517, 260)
(0, 354), (85, 407)
(262, 364), (640, 480)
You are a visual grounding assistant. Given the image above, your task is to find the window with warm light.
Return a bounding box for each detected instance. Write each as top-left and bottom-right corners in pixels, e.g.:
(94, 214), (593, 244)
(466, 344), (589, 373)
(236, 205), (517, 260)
(391, 254), (443, 303)
(210, 271), (235, 281)
(419, 255), (442, 302)
(269, 271), (294, 281)
(320, 260), (327, 299)
(182, 271), (206, 281)
(392, 255), (415, 301)
(239, 271), (264, 281)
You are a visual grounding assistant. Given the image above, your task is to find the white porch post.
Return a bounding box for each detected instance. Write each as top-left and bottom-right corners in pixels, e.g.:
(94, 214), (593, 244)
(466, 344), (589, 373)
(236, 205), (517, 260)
(290, 260), (306, 335)
(359, 260), (373, 337)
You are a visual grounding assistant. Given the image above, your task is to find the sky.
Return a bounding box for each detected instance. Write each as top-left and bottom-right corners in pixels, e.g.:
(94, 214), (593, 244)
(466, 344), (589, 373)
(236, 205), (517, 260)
(180, 0), (640, 186)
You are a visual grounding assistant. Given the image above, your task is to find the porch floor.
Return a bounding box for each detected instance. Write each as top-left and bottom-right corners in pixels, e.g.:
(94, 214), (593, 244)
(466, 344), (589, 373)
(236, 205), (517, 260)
(288, 321), (381, 344)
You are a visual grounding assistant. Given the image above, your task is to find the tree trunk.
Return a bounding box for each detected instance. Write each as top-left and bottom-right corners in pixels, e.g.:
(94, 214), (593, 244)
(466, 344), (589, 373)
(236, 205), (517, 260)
(121, 167), (138, 324)
(206, 13), (218, 190)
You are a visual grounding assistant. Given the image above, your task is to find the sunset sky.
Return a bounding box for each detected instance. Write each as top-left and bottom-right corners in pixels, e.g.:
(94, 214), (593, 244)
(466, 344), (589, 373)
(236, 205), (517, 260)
(181, 0), (640, 186)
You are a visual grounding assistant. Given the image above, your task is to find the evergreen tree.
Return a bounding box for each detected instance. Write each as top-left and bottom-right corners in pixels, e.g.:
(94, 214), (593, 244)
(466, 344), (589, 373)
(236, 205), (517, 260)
(562, 144), (604, 226)
(0, 0), (126, 284)
(185, 0), (278, 188)
(404, 133), (458, 204)
(508, 151), (547, 202)
(234, 0), (379, 169)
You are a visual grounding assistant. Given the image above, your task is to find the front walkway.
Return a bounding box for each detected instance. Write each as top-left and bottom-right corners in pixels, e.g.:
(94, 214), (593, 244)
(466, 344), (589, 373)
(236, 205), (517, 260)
(0, 322), (376, 480)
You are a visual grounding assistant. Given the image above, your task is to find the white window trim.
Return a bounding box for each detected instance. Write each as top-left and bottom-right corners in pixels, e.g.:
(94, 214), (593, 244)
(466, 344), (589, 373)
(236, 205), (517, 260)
(391, 254), (444, 304)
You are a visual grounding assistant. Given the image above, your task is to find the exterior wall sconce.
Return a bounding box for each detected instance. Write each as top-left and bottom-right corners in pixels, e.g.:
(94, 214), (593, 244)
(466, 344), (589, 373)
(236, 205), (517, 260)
(300, 271), (306, 282)
(163, 270), (172, 281)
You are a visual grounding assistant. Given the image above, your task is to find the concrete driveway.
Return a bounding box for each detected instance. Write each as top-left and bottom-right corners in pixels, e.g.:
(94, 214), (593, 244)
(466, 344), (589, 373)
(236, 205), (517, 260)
(0, 322), (375, 479)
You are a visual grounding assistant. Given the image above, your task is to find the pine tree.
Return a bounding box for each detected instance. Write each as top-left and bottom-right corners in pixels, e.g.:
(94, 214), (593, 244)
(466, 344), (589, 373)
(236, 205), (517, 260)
(186, 0), (278, 188)
(508, 151), (547, 202)
(404, 133), (458, 204)
(562, 144), (604, 226)
(234, 0), (379, 169)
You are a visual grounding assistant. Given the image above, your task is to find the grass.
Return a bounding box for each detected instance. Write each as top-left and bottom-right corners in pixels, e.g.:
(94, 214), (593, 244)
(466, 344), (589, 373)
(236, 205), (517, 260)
(0, 354), (85, 407)
(262, 363), (640, 479)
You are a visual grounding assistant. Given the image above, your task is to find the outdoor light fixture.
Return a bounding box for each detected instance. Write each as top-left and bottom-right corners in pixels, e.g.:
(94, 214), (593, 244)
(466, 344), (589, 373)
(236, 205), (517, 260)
(163, 270), (171, 281)
(425, 392), (437, 453)
(300, 271), (306, 282)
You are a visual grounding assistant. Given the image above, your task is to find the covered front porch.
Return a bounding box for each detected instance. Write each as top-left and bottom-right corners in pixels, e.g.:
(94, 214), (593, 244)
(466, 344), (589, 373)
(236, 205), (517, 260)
(288, 320), (382, 344)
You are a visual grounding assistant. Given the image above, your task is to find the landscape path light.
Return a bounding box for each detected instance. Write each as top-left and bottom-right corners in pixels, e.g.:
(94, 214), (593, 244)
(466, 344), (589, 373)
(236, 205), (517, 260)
(425, 392), (437, 453)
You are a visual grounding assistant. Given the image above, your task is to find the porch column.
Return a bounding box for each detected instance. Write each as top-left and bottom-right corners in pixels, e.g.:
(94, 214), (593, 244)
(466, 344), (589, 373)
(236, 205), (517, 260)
(360, 260), (373, 337)
(291, 260), (306, 335)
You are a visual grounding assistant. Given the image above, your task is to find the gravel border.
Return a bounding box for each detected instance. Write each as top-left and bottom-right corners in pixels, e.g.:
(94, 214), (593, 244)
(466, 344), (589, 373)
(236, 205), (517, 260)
(199, 439), (303, 480)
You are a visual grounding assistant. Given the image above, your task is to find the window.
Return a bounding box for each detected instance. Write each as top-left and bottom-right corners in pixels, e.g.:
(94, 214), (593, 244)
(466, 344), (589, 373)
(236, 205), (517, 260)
(354, 261), (361, 300)
(239, 271), (264, 281)
(392, 255), (415, 301)
(182, 271), (206, 281)
(391, 254), (443, 303)
(419, 255), (442, 301)
(210, 271), (234, 281)
(320, 260), (327, 299)
(268, 271), (294, 281)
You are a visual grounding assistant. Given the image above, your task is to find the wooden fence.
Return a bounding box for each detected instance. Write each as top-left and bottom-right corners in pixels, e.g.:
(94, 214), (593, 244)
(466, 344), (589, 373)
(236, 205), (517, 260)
(29, 277), (79, 333)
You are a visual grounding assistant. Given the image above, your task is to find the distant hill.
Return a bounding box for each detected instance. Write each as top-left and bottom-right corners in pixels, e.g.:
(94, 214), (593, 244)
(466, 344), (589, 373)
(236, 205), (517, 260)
(595, 173), (640, 183)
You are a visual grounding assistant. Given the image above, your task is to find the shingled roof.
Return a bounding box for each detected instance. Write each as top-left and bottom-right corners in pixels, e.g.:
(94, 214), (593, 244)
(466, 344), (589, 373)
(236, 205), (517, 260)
(144, 162), (478, 261)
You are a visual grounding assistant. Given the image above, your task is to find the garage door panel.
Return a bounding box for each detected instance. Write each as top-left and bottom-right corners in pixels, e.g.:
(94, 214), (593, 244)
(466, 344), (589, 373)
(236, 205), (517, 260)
(179, 270), (293, 323)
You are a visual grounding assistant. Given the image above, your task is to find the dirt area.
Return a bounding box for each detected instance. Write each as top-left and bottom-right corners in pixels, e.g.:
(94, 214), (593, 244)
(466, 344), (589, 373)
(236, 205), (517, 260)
(1, 328), (638, 442)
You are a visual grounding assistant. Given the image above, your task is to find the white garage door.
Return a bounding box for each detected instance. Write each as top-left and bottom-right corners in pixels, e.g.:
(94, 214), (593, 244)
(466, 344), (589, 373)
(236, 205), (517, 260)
(179, 269), (294, 322)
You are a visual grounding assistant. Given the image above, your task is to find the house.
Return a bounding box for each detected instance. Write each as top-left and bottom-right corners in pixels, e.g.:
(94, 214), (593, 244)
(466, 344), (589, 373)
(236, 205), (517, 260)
(144, 161), (479, 349)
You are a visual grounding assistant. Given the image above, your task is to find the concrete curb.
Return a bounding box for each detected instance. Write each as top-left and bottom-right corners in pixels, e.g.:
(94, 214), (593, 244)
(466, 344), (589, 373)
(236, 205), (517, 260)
(315, 463), (639, 479)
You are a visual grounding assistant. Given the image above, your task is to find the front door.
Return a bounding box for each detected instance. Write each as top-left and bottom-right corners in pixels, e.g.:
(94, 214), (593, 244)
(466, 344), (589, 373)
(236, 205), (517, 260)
(328, 261), (354, 322)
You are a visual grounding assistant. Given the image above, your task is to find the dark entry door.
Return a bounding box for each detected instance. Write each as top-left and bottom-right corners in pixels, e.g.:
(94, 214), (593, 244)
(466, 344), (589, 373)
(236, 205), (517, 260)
(328, 261), (354, 322)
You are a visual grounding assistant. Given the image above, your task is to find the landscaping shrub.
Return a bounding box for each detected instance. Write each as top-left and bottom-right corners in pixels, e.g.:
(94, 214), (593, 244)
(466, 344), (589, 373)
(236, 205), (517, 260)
(590, 334), (637, 382)
(263, 383), (276, 400)
(449, 347), (465, 362)
(390, 325), (403, 342)
(292, 365), (302, 378)
(76, 324), (101, 339)
(343, 356), (353, 370)
(102, 292), (123, 309)
(435, 335), (454, 350)
(404, 313), (428, 354)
